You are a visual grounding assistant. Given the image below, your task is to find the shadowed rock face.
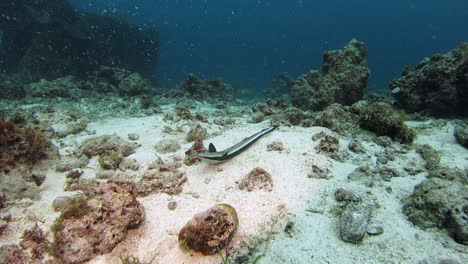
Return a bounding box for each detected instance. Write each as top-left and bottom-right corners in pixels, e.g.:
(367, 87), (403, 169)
(389, 42), (468, 116)
(0, 0), (158, 81)
(292, 39), (370, 111)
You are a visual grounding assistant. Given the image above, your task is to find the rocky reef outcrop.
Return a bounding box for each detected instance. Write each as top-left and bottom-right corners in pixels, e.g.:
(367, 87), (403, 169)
(0, 0), (158, 81)
(265, 72), (295, 102)
(389, 42), (468, 115)
(292, 39), (370, 111)
(21, 66), (153, 99)
(0, 120), (50, 172)
(0, 74), (27, 99)
(454, 122), (468, 148)
(165, 73), (234, 102)
(403, 167), (468, 245)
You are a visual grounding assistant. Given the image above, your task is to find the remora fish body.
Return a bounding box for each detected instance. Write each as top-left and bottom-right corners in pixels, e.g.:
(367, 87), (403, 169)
(197, 125), (278, 164)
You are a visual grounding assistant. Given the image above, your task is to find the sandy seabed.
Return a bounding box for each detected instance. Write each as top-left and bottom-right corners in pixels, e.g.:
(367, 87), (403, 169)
(2, 102), (467, 264)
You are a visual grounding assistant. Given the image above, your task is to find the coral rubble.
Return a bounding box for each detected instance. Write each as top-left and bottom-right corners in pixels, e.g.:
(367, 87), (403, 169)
(292, 39), (370, 111)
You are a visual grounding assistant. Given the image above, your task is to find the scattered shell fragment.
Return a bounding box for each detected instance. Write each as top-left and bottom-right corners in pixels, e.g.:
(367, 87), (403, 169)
(367, 225), (384, 236)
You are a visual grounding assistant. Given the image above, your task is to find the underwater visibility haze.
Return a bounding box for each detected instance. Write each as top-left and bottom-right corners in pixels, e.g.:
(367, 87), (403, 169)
(69, 0), (468, 91)
(0, 0), (467, 264)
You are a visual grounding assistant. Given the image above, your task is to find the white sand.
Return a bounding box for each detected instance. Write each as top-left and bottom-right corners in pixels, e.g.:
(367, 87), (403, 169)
(1, 105), (467, 264)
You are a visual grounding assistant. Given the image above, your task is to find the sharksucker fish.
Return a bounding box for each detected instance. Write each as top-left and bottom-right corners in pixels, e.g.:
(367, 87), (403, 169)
(197, 125), (279, 164)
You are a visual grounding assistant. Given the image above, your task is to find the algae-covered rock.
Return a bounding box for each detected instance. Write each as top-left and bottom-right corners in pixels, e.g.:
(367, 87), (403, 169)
(99, 151), (124, 170)
(117, 73), (151, 96)
(292, 39), (370, 111)
(339, 202), (370, 243)
(312, 132), (340, 159)
(454, 122), (468, 148)
(179, 204), (238, 255)
(428, 167), (467, 184)
(354, 101), (416, 143)
(186, 124), (208, 142)
(154, 139), (181, 154)
(239, 167), (273, 192)
(80, 134), (138, 170)
(92, 66), (131, 87)
(0, 121), (50, 172)
(175, 73), (234, 102)
(55, 155), (89, 172)
(80, 134), (137, 158)
(312, 104), (360, 134)
(27, 76), (85, 98)
(0, 80), (25, 99)
(417, 144), (441, 170)
(53, 183), (145, 263)
(136, 165), (187, 196)
(265, 72), (295, 102)
(389, 42), (468, 115)
(403, 175), (468, 245)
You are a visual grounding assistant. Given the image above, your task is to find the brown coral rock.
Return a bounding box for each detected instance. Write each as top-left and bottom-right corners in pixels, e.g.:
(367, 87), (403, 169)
(136, 164), (187, 196)
(53, 183), (145, 264)
(154, 139), (181, 154)
(184, 139), (207, 166)
(239, 167), (274, 192)
(186, 124), (208, 142)
(80, 134), (137, 158)
(0, 120), (49, 172)
(313, 132), (340, 159)
(266, 141), (284, 152)
(179, 204), (238, 255)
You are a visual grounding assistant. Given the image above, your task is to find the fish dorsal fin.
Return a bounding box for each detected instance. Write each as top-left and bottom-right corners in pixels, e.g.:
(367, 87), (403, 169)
(208, 143), (217, 152)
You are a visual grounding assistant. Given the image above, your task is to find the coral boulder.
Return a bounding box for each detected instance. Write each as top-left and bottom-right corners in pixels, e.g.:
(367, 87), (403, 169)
(292, 39), (370, 111)
(389, 42), (468, 115)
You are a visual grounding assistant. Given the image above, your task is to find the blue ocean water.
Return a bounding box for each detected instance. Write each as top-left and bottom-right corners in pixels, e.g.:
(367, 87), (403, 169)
(60, 0), (468, 91)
